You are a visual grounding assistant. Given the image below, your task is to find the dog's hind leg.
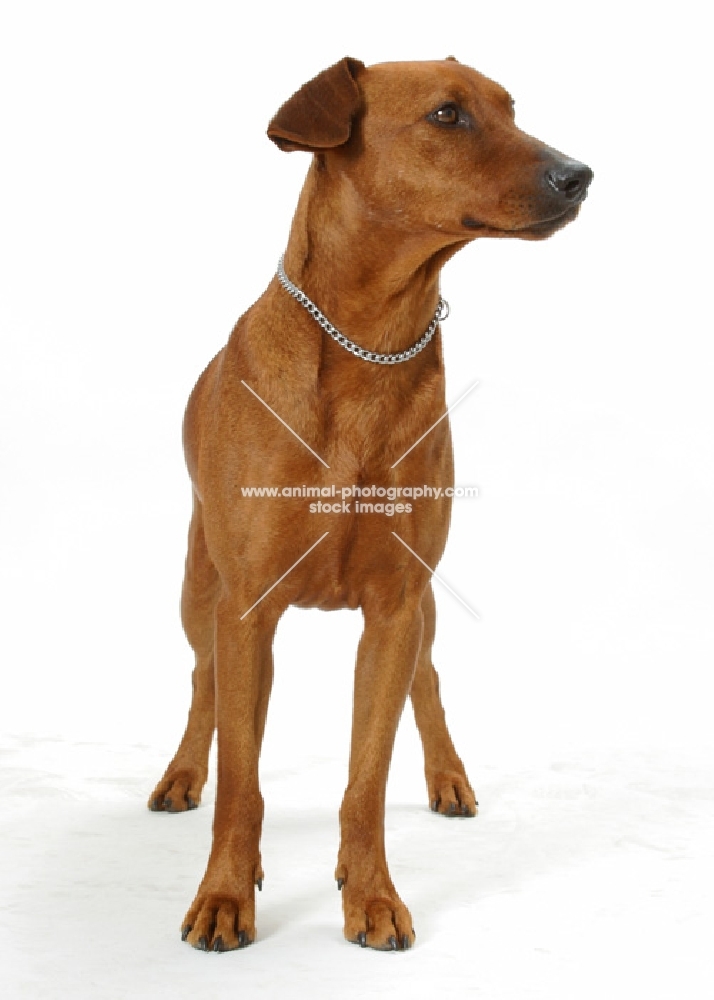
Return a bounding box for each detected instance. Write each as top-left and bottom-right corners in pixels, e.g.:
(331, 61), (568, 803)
(149, 491), (219, 813)
(409, 583), (478, 817)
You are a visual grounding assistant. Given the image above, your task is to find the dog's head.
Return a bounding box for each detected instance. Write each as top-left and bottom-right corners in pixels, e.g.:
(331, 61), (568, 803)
(267, 57), (592, 242)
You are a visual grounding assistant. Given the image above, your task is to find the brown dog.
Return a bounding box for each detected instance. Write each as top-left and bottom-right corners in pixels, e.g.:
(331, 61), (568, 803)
(149, 56), (592, 952)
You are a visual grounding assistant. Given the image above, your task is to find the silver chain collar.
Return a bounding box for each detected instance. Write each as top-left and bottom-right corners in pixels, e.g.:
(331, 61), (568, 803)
(276, 255), (449, 365)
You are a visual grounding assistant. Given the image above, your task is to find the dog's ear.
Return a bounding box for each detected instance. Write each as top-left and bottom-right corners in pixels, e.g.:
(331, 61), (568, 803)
(267, 57), (365, 153)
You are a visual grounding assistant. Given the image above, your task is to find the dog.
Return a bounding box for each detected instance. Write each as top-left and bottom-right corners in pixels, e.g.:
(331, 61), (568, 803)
(148, 56), (592, 952)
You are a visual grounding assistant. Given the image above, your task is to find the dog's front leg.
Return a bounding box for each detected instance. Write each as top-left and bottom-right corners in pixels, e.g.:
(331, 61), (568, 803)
(336, 599), (423, 950)
(181, 593), (278, 952)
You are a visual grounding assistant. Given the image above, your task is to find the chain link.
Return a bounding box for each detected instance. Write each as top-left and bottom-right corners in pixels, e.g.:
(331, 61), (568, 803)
(276, 255), (449, 365)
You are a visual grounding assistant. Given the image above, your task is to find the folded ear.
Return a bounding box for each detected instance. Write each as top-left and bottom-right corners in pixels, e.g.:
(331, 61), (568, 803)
(267, 57), (365, 153)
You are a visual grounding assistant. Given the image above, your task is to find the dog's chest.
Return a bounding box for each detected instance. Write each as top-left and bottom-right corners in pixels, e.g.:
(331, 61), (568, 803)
(316, 370), (442, 474)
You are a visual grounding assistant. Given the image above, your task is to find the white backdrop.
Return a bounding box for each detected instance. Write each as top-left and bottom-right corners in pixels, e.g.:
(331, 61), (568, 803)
(1, 2), (712, 997)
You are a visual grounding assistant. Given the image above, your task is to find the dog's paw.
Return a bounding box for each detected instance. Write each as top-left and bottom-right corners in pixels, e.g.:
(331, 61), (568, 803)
(337, 867), (415, 951)
(344, 895), (415, 951)
(428, 769), (478, 817)
(181, 889), (257, 952)
(148, 765), (206, 813)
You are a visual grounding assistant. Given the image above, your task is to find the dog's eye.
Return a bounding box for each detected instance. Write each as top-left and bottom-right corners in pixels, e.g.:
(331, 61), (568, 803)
(430, 103), (463, 126)
(435, 104), (459, 124)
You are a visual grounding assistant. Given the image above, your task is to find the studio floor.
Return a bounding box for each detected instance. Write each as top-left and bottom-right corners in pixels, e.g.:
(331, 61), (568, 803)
(2, 736), (712, 999)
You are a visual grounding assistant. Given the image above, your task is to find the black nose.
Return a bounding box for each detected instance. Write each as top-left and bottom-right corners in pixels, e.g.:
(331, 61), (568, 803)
(545, 161), (593, 203)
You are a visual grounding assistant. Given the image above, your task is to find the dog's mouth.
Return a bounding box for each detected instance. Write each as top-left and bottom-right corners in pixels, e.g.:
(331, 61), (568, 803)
(462, 203), (582, 240)
(515, 203), (582, 239)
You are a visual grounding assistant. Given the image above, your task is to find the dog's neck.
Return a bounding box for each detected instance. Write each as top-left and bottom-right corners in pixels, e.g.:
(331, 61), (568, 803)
(282, 159), (463, 357)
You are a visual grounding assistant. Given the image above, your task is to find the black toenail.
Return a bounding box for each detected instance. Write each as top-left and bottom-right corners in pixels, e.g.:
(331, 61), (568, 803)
(336, 877), (344, 890)
(181, 925), (191, 941)
(213, 935), (224, 952)
(197, 935), (208, 951)
(357, 931), (367, 947)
